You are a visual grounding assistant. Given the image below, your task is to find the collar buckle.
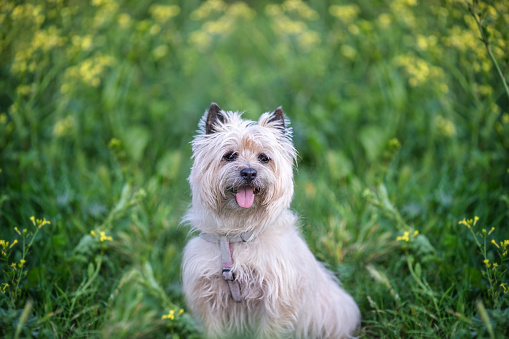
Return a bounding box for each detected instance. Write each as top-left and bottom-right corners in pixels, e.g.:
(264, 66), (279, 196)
(222, 268), (235, 281)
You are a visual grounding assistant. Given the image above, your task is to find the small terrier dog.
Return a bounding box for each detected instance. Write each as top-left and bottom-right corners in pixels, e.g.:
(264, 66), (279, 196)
(182, 103), (360, 338)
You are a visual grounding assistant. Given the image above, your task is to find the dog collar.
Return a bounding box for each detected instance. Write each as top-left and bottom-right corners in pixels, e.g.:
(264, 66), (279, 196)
(199, 231), (254, 302)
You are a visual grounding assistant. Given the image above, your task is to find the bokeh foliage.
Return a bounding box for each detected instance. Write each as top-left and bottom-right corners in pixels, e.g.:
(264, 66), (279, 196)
(1, 0), (509, 337)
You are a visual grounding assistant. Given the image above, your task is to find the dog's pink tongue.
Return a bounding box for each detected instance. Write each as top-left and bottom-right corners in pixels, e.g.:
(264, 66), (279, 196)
(236, 187), (255, 208)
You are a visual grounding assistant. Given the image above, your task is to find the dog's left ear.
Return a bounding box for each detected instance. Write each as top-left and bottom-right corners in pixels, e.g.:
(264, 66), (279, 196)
(205, 102), (225, 134)
(267, 106), (285, 133)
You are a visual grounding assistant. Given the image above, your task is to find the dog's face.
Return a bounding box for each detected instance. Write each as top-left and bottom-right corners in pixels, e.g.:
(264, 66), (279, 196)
(189, 103), (297, 224)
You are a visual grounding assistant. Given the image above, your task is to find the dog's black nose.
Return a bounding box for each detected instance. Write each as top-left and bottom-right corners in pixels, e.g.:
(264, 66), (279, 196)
(240, 168), (257, 183)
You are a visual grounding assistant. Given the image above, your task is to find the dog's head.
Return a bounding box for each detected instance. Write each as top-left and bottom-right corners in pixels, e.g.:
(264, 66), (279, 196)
(188, 103), (297, 232)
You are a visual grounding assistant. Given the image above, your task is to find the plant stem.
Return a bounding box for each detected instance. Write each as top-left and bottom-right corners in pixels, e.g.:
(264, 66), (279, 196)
(470, 1), (509, 100)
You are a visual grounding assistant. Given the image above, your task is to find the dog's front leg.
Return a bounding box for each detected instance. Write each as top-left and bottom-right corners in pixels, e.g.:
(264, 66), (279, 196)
(184, 275), (232, 338)
(253, 295), (298, 339)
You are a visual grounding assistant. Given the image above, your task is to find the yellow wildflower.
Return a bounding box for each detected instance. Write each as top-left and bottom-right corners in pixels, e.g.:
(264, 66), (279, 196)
(501, 283), (508, 293)
(9, 239), (18, 248)
(14, 227), (21, 235)
(341, 45), (356, 59)
(329, 5), (360, 23)
(149, 4), (180, 23)
(488, 227), (495, 236)
(53, 116), (74, 137)
(396, 231), (410, 242)
(189, 31), (211, 50)
(492, 240), (500, 249)
(378, 13), (391, 28)
(483, 259), (490, 268)
(99, 231), (113, 242)
(348, 24), (360, 35)
(162, 309), (176, 320)
(412, 230), (419, 237)
(19, 259), (26, 268)
(149, 24), (161, 35)
(459, 218), (470, 227)
(30, 216), (36, 226)
(178, 308), (184, 316)
(435, 116), (456, 137)
(36, 218), (51, 228)
(117, 13), (131, 27)
(1, 283), (8, 293)
(298, 31), (321, 50)
(91, 230), (97, 237)
(152, 45), (169, 60)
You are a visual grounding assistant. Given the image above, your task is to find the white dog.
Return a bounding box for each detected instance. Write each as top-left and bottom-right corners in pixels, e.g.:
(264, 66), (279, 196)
(182, 103), (360, 338)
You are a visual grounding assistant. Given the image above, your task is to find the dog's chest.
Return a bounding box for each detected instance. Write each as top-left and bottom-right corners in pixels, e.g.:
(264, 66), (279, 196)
(228, 240), (289, 300)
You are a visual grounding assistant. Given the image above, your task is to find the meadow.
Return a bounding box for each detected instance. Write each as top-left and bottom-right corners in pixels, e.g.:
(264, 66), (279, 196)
(1, 0), (508, 337)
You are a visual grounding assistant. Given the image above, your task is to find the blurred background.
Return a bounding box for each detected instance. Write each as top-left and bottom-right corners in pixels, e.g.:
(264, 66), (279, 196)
(1, 0), (508, 337)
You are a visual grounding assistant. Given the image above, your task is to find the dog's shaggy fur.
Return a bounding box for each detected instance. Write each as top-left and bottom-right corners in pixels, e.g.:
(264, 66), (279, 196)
(182, 103), (360, 338)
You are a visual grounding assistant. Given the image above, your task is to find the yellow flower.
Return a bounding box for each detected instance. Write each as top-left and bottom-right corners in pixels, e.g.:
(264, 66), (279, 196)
(412, 230), (419, 237)
(396, 231), (410, 242)
(30, 216), (36, 226)
(149, 4), (180, 23)
(19, 259), (26, 268)
(492, 240), (500, 249)
(189, 31), (211, 50)
(501, 283), (508, 293)
(348, 24), (360, 35)
(483, 259), (490, 268)
(329, 5), (360, 23)
(1, 283), (8, 293)
(99, 231), (113, 242)
(435, 116), (456, 137)
(14, 227), (21, 235)
(9, 239), (18, 248)
(488, 227), (495, 235)
(36, 218), (51, 228)
(178, 308), (184, 316)
(162, 309), (176, 320)
(91, 230), (97, 237)
(53, 116), (74, 137)
(378, 13), (392, 28)
(149, 24), (161, 35)
(152, 45), (169, 60)
(117, 13), (131, 28)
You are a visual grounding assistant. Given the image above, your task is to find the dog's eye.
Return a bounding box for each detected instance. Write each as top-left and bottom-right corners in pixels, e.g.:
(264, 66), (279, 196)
(223, 152), (238, 162)
(258, 153), (270, 163)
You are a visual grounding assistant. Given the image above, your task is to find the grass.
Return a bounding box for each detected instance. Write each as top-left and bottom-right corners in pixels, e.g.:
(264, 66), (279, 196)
(1, 0), (509, 337)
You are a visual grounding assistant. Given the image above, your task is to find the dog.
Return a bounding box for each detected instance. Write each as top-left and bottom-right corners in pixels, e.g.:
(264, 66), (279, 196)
(182, 103), (360, 338)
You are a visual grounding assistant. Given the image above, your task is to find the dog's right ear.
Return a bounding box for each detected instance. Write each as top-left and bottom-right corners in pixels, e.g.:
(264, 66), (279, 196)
(205, 102), (224, 134)
(265, 106), (286, 134)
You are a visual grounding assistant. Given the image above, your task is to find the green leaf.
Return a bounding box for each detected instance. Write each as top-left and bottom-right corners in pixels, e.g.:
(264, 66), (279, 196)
(326, 150), (353, 180)
(156, 151), (182, 180)
(87, 263), (94, 280)
(359, 126), (387, 162)
(414, 262), (422, 280)
(122, 126), (150, 162)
